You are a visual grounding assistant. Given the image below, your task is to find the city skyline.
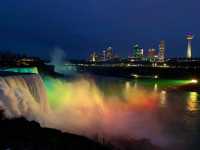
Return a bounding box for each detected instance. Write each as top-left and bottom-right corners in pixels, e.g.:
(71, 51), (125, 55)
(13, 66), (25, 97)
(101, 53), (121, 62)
(88, 36), (197, 62)
(0, 0), (199, 59)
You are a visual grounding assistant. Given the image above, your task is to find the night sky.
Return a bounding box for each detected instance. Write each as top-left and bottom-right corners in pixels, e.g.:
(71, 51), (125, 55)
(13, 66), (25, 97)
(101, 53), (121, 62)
(0, 0), (199, 59)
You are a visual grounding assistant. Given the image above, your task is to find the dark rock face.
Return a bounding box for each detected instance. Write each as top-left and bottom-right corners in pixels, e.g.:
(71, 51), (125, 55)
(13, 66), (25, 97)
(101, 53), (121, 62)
(111, 138), (161, 150)
(0, 111), (161, 150)
(0, 117), (111, 150)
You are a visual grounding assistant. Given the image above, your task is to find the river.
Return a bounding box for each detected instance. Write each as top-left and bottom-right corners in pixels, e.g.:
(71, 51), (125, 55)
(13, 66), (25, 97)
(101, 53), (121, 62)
(91, 76), (200, 150)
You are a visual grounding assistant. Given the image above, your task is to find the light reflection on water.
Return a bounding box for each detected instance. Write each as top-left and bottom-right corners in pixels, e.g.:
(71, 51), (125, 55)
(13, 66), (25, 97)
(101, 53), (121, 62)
(187, 92), (198, 112)
(154, 83), (158, 92)
(160, 90), (167, 107)
(96, 77), (200, 149)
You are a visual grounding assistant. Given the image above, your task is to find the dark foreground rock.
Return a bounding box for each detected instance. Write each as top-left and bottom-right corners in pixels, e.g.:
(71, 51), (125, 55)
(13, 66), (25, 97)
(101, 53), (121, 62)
(0, 117), (112, 150)
(0, 111), (161, 150)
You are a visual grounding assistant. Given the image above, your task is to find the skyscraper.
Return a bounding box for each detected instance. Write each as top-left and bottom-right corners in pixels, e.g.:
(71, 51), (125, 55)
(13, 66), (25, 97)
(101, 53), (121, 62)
(159, 40), (165, 62)
(186, 33), (193, 59)
(147, 48), (158, 62)
(102, 50), (106, 61)
(106, 46), (113, 60)
(89, 52), (98, 62)
(133, 44), (143, 59)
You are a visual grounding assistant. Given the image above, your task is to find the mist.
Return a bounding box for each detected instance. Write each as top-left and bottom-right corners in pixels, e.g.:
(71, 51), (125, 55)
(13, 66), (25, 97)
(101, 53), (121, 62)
(49, 48), (76, 75)
(0, 74), (174, 149)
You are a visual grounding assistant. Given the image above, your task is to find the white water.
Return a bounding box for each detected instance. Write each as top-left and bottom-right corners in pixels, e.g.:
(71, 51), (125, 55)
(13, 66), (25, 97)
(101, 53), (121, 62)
(0, 75), (50, 123)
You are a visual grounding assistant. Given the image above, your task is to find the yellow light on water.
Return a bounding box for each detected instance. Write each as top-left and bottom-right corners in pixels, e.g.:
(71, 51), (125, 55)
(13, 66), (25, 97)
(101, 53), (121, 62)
(154, 83), (158, 91)
(187, 92), (198, 112)
(161, 90), (166, 94)
(125, 81), (130, 91)
(160, 90), (167, 107)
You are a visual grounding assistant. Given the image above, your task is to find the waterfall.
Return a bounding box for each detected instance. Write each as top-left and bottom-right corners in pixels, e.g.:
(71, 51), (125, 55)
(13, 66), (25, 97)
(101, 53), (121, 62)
(0, 74), (50, 123)
(0, 74), (170, 147)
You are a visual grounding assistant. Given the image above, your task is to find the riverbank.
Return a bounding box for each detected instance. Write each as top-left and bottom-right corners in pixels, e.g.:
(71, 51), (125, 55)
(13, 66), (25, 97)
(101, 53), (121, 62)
(167, 83), (200, 92)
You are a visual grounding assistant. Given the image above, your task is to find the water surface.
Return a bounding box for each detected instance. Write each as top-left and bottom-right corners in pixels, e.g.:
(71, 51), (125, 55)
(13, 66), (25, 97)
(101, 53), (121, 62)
(94, 77), (200, 150)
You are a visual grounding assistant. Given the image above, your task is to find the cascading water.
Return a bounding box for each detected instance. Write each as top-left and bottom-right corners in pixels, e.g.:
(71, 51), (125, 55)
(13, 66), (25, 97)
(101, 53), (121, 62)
(0, 75), (50, 124)
(0, 74), (172, 148)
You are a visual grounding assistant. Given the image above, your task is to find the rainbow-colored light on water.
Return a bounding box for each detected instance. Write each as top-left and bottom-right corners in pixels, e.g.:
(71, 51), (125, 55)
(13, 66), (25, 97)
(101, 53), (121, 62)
(42, 76), (199, 146)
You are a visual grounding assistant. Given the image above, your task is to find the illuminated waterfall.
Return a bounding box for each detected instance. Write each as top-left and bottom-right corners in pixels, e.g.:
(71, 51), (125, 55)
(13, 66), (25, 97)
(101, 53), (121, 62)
(0, 75), (172, 147)
(0, 75), (50, 122)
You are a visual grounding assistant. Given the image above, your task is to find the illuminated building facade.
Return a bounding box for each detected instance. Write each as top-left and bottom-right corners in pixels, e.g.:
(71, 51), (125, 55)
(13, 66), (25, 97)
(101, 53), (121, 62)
(147, 48), (158, 62)
(89, 52), (98, 62)
(106, 46), (113, 60)
(88, 47), (117, 62)
(133, 44), (143, 59)
(102, 50), (106, 61)
(158, 40), (165, 62)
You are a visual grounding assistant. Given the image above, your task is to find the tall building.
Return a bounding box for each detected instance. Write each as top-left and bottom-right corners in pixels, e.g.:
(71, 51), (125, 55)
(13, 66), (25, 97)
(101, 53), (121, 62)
(147, 48), (158, 62)
(102, 50), (106, 61)
(186, 33), (193, 59)
(158, 40), (165, 62)
(133, 44), (143, 59)
(89, 52), (98, 62)
(106, 46), (113, 60)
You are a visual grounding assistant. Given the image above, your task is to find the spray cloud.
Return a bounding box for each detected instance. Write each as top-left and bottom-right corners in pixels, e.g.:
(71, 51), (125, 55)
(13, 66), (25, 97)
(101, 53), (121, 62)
(0, 74), (175, 149)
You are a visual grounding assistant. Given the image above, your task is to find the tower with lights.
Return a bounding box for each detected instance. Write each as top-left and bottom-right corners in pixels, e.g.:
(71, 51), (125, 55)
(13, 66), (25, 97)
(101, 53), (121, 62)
(186, 33), (194, 59)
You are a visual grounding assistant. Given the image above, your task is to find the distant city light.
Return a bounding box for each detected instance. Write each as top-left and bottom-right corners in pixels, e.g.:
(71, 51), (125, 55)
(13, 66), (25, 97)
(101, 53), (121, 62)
(132, 74), (139, 78)
(191, 79), (198, 84)
(154, 75), (159, 79)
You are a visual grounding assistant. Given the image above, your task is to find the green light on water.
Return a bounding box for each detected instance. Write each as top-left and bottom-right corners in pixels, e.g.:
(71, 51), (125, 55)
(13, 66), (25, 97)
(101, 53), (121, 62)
(130, 79), (196, 90)
(1, 67), (39, 74)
